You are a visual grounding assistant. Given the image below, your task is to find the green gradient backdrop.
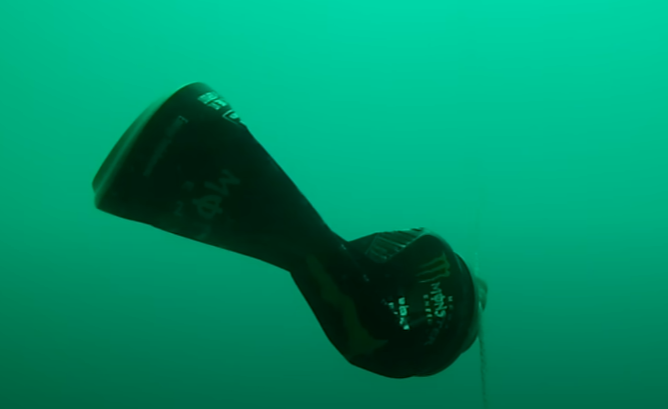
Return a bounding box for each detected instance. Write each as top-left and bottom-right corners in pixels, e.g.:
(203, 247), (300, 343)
(0, 1), (666, 408)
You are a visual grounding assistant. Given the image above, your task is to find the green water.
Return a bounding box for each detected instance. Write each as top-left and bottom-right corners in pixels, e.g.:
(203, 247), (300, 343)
(0, 1), (666, 408)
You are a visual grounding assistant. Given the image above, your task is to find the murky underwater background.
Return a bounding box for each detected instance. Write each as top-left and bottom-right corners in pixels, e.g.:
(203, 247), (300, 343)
(0, 1), (666, 408)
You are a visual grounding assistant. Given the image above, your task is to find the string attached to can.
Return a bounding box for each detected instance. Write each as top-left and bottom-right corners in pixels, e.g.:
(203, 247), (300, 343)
(473, 161), (489, 409)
